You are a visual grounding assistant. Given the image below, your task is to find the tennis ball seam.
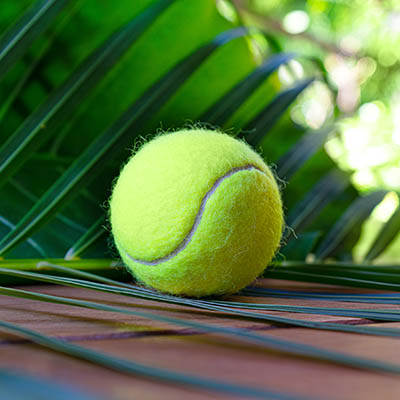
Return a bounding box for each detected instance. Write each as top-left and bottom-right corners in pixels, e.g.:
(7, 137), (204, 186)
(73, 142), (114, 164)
(116, 163), (264, 265)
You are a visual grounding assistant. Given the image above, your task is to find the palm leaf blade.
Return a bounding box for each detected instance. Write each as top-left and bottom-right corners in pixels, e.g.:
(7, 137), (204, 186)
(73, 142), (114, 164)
(245, 78), (314, 146)
(287, 170), (350, 233)
(276, 127), (332, 179)
(64, 216), (106, 260)
(0, 0), (175, 189)
(0, 368), (101, 400)
(315, 191), (388, 260)
(0, 28), (249, 256)
(0, 317), (310, 400)
(3, 282), (400, 374)
(201, 52), (295, 125)
(0, 0), (71, 80)
(364, 204), (400, 261)
(1, 265), (400, 340)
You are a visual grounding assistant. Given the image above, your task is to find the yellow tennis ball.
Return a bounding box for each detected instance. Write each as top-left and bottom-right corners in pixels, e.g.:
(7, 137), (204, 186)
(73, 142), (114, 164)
(110, 129), (283, 297)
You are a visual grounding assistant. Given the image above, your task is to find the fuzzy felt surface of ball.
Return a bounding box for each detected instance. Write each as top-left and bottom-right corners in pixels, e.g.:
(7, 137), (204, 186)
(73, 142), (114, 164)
(110, 129), (283, 297)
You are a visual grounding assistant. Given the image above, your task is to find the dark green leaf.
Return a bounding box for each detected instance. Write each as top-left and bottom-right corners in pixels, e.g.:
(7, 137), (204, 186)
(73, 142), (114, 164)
(0, 0), (71, 80)
(364, 203), (400, 261)
(263, 267), (400, 291)
(0, 1), (80, 124)
(280, 231), (321, 261)
(0, 45), (44, 123)
(276, 127), (333, 180)
(0, 368), (101, 400)
(0, 318), (313, 400)
(64, 216), (106, 260)
(315, 191), (388, 260)
(0, 28), (249, 256)
(3, 277), (400, 374)
(261, 32), (283, 53)
(0, 215), (46, 257)
(201, 52), (295, 126)
(2, 265), (400, 341)
(244, 78), (314, 146)
(0, 181), (78, 257)
(286, 170), (349, 234)
(0, 0), (175, 189)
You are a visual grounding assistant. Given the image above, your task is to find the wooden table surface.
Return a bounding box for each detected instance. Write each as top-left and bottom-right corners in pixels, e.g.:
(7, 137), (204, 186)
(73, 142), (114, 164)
(1, 279), (399, 400)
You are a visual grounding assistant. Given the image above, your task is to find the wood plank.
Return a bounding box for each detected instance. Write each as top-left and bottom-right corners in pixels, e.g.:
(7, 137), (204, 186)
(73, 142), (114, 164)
(1, 281), (398, 342)
(1, 328), (400, 400)
(1, 279), (400, 399)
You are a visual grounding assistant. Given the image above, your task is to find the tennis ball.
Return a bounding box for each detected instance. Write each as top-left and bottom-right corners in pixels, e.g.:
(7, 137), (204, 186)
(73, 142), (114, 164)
(110, 129), (283, 297)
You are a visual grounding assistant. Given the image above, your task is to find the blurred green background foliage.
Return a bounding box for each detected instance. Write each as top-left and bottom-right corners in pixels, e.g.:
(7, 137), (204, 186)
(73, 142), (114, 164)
(0, 0), (398, 263)
(232, 0), (400, 261)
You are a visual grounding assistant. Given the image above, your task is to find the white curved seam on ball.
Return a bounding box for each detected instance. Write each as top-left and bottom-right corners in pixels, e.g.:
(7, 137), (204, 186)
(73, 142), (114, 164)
(118, 164), (264, 266)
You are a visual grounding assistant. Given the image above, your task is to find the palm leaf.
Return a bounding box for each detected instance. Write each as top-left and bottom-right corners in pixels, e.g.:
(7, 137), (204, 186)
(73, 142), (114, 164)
(0, 27), (248, 256)
(0, 0), (174, 189)
(0, 2), (399, 396)
(0, 368), (101, 400)
(0, 159), (97, 257)
(201, 52), (295, 125)
(280, 231), (321, 261)
(3, 276), (400, 371)
(1, 265), (400, 339)
(243, 279), (400, 302)
(262, 262), (400, 291)
(286, 170), (350, 234)
(276, 127), (332, 179)
(0, 0), (397, 262)
(0, 215), (46, 257)
(0, 318), (313, 400)
(244, 78), (314, 146)
(0, 0), (72, 80)
(364, 203), (400, 261)
(315, 191), (388, 260)
(64, 216), (106, 260)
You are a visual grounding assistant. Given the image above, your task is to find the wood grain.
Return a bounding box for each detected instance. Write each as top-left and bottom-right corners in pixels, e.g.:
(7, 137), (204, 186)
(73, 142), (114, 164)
(0, 279), (399, 400)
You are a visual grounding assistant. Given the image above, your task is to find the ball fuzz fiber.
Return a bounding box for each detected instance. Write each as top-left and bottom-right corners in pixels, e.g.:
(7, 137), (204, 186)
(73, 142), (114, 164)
(110, 129), (283, 297)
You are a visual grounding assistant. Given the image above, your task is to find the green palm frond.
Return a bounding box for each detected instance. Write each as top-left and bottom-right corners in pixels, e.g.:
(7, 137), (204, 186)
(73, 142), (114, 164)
(0, 27), (250, 256)
(315, 191), (388, 260)
(0, 264), (399, 340)
(244, 78), (314, 146)
(0, 0), (399, 395)
(1, 0), (397, 262)
(2, 267), (400, 368)
(0, 319), (309, 400)
(365, 204), (400, 261)
(0, 368), (101, 400)
(275, 127), (332, 179)
(0, 0), (174, 189)
(286, 170), (350, 235)
(0, 0), (71, 80)
(263, 262), (400, 290)
(201, 52), (295, 125)
(64, 215), (106, 260)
